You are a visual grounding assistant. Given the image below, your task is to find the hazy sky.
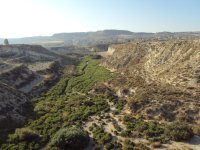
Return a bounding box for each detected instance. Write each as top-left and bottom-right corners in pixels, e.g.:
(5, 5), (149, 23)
(0, 0), (200, 38)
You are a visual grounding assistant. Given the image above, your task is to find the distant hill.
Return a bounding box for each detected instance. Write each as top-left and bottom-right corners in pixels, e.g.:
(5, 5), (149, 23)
(1, 30), (200, 47)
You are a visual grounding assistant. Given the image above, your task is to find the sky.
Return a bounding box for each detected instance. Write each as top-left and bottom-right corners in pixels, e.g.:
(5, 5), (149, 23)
(0, 0), (200, 38)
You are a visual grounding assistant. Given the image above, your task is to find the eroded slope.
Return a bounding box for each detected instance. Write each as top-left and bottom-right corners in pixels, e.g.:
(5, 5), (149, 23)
(0, 83), (31, 130)
(103, 40), (200, 123)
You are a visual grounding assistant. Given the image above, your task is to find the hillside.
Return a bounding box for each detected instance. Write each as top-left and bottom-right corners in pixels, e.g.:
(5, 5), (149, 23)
(0, 83), (31, 131)
(0, 45), (63, 94)
(0, 44), (77, 138)
(102, 40), (200, 124)
(0, 45), (51, 131)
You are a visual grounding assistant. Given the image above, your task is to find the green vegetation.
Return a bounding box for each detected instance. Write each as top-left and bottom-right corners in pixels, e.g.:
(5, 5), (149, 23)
(66, 56), (113, 93)
(50, 126), (89, 150)
(123, 115), (194, 142)
(91, 125), (112, 144)
(115, 99), (127, 111)
(107, 93), (127, 113)
(1, 128), (41, 150)
(0, 56), (113, 150)
(8, 128), (39, 142)
(113, 121), (122, 132)
(89, 124), (122, 149)
(165, 122), (194, 141)
(105, 141), (122, 150)
(122, 139), (147, 150)
(123, 140), (135, 150)
(120, 129), (132, 137)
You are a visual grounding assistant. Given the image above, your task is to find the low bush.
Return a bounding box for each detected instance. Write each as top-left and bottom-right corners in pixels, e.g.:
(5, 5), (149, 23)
(113, 122), (122, 132)
(123, 140), (135, 150)
(112, 110), (120, 115)
(123, 115), (194, 142)
(120, 129), (132, 137)
(115, 99), (127, 111)
(50, 126), (89, 150)
(92, 126), (112, 144)
(165, 122), (193, 141)
(105, 141), (122, 150)
(9, 128), (39, 142)
(105, 142), (115, 150)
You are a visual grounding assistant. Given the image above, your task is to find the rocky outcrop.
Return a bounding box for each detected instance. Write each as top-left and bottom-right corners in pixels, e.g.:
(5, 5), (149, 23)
(103, 40), (200, 123)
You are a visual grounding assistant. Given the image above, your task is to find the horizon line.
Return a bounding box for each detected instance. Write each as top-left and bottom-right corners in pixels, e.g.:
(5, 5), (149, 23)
(0, 29), (200, 39)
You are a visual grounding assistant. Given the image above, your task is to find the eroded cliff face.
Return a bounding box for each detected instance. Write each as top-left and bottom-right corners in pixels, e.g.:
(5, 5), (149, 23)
(102, 40), (200, 123)
(0, 83), (30, 131)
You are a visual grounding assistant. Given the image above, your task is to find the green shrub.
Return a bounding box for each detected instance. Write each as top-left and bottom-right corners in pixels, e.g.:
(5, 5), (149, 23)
(123, 116), (166, 142)
(9, 128), (39, 142)
(120, 130), (131, 137)
(92, 126), (112, 144)
(165, 122), (193, 141)
(143, 122), (165, 140)
(51, 126), (89, 150)
(113, 110), (120, 115)
(105, 142), (115, 149)
(123, 140), (135, 150)
(89, 126), (94, 131)
(115, 99), (127, 111)
(113, 122), (122, 132)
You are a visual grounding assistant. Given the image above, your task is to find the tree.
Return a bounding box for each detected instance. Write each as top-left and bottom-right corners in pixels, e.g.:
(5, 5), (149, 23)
(4, 39), (9, 45)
